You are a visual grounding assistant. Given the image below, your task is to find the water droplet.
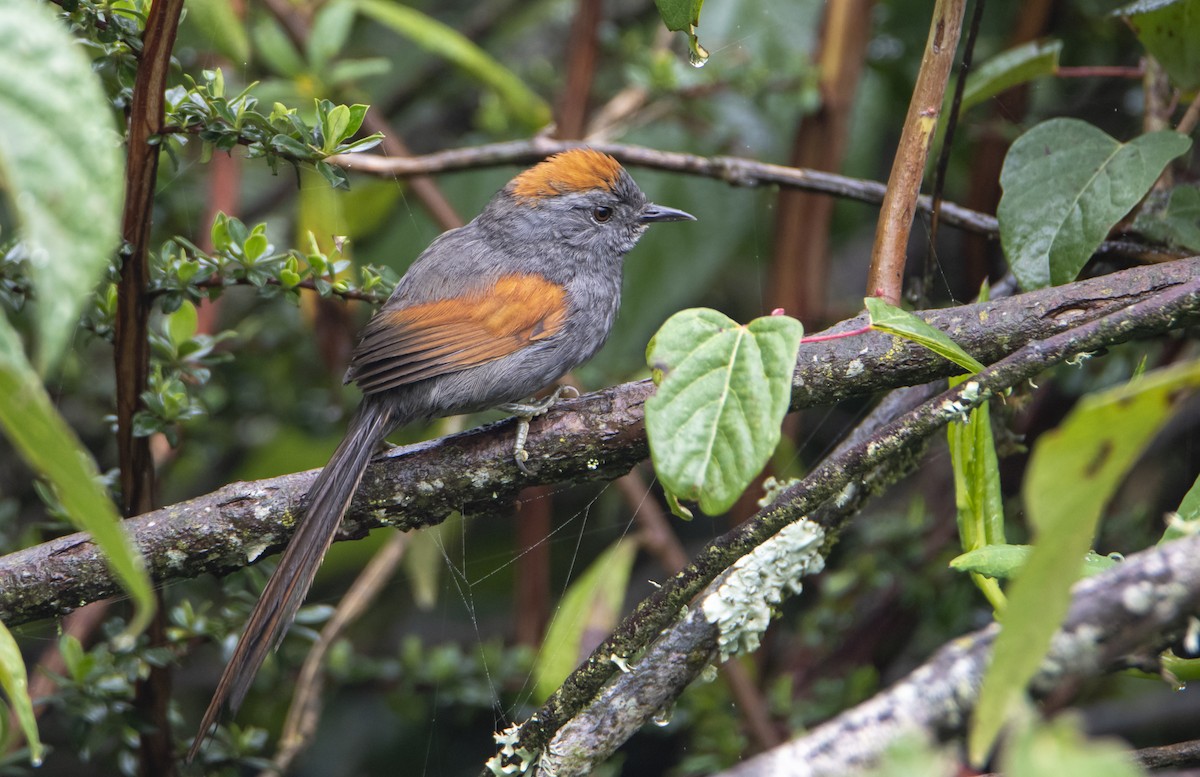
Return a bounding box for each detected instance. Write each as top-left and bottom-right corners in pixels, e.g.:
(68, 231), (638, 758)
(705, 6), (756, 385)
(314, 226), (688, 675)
(652, 704), (675, 727)
(1175, 681), (1188, 692)
(687, 28), (709, 68)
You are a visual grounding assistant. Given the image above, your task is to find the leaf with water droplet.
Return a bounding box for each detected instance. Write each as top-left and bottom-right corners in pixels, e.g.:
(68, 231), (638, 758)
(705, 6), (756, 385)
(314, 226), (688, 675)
(654, 0), (709, 66)
(687, 29), (709, 67)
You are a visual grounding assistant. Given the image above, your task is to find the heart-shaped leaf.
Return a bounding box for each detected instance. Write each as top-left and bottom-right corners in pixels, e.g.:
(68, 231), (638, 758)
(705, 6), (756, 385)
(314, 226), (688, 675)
(646, 309), (803, 516)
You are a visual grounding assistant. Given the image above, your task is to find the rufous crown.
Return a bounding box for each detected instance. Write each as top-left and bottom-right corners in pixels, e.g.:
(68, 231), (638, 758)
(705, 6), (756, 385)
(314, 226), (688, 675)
(509, 149), (624, 199)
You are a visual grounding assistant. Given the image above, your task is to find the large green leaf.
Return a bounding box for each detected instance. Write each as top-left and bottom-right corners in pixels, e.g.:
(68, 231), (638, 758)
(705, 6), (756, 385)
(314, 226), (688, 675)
(0, 0), (124, 370)
(950, 545), (1119, 580)
(0, 620), (41, 765)
(534, 540), (637, 701)
(998, 119), (1190, 290)
(969, 359), (1200, 764)
(0, 320), (154, 641)
(1122, 0), (1200, 90)
(354, 0), (550, 130)
(645, 309), (803, 516)
(1001, 712), (1143, 777)
(183, 0), (251, 64)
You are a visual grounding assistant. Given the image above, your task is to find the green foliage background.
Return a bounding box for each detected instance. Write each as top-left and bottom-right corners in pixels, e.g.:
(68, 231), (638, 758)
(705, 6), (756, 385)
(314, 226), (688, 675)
(0, 0), (1198, 775)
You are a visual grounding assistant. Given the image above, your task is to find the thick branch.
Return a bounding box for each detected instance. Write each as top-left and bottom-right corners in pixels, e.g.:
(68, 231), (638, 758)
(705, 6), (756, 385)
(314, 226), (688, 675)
(0, 257), (1196, 627)
(515, 269), (1200, 769)
(718, 533), (1200, 776)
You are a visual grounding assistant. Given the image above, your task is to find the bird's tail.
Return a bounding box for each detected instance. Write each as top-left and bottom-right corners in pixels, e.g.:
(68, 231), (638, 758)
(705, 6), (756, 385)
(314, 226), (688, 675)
(189, 401), (395, 761)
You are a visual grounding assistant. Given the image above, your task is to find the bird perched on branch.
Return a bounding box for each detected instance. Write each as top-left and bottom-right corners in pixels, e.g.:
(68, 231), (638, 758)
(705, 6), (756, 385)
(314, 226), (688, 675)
(190, 148), (694, 758)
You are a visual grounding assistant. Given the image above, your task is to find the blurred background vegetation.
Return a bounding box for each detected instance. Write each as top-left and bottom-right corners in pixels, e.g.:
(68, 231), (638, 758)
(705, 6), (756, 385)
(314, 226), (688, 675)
(1, 0), (1198, 774)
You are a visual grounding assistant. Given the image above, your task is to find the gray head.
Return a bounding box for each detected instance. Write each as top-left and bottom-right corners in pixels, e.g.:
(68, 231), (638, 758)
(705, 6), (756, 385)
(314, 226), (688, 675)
(481, 149), (694, 259)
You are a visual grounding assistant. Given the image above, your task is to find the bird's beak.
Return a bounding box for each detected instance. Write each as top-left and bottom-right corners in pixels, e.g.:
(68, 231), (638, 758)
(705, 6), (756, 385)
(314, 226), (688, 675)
(640, 203), (696, 223)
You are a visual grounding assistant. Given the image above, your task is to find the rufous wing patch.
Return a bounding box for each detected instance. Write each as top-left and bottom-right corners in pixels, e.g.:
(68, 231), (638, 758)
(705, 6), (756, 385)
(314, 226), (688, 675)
(509, 149), (624, 200)
(350, 274), (569, 394)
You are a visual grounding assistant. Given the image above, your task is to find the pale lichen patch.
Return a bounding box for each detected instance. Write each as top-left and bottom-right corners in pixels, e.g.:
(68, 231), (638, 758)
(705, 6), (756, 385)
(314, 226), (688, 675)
(702, 519), (826, 661)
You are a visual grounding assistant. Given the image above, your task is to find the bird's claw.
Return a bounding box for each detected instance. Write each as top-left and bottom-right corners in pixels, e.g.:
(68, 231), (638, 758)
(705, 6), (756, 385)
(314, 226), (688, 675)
(500, 385), (579, 473)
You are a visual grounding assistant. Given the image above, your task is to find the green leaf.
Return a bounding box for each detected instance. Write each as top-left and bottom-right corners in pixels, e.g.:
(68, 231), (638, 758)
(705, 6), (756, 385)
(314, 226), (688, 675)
(645, 309), (803, 515)
(947, 389), (1006, 608)
(308, 0), (358, 72)
(0, 620), (41, 765)
(183, 0), (250, 64)
(998, 119), (1191, 290)
(354, 0), (551, 131)
(1131, 184), (1200, 251)
(535, 540), (637, 701)
(322, 104), (352, 153)
(1122, 0), (1200, 90)
(0, 318), (154, 647)
(1161, 473), (1200, 543)
(866, 298), (985, 373)
(0, 0), (125, 370)
(167, 300), (198, 347)
(1001, 712), (1143, 777)
(252, 16), (307, 78)
(950, 545), (1120, 579)
(962, 39), (1062, 114)
(655, 0), (703, 30)
(969, 359), (1200, 764)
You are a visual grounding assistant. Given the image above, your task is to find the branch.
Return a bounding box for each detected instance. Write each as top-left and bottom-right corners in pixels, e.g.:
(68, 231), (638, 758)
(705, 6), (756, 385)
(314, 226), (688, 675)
(523, 269), (1200, 773)
(0, 257), (1196, 628)
(332, 139), (1188, 264)
(331, 139), (1001, 235)
(716, 533), (1200, 777)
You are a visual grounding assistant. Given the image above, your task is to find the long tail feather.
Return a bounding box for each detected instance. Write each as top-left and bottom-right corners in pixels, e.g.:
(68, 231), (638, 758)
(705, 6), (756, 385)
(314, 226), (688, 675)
(189, 400), (395, 761)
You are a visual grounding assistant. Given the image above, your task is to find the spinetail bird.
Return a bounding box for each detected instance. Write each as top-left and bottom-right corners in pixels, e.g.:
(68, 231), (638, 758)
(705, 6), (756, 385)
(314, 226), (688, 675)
(189, 149), (694, 759)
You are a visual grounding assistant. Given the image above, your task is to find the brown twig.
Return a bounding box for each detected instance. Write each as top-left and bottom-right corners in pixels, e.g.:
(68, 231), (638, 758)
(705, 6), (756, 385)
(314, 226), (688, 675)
(258, 532), (409, 777)
(1056, 65), (1146, 79)
(1175, 88), (1200, 136)
(332, 138), (1001, 236)
(555, 0), (603, 140)
(117, 0), (185, 772)
(865, 0), (967, 303)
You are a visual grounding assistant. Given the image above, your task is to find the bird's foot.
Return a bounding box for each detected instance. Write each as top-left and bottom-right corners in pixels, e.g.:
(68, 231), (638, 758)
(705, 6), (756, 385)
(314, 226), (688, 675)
(499, 385), (580, 474)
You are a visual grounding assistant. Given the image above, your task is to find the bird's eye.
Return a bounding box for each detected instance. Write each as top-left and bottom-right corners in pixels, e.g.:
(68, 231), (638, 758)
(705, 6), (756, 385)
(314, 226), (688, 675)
(592, 206), (613, 223)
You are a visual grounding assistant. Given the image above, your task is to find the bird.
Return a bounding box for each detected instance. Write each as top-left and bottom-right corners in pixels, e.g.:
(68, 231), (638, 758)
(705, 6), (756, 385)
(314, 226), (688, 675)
(189, 148), (694, 759)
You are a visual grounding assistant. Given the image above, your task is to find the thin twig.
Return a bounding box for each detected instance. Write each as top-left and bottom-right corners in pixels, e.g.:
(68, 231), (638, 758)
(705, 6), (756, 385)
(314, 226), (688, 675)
(259, 533), (408, 777)
(332, 138), (1000, 235)
(1176, 90), (1200, 136)
(118, 0), (185, 772)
